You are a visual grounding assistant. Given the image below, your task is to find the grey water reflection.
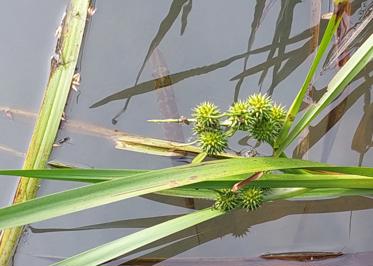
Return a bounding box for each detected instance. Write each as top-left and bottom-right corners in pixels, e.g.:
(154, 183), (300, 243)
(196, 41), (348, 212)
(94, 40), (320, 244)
(27, 196), (373, 265)
(6, 0), (373, 265)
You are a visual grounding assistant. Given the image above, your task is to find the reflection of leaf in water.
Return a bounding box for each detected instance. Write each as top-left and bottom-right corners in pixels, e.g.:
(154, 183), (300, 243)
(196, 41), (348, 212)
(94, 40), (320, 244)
(258, 0), (301, 94)
(292, 69), (373, 159)
(112, 196), (373, 265)
(233, 0), (266, 101)
(180, 0), (192, 35)
(135, 0), (188, 85)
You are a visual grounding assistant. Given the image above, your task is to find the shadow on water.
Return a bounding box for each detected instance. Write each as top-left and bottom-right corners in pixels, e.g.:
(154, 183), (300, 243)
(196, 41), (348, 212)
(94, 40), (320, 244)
(111, 0), (189, 124)
(29, 196), (373, 264)
(90, 25), (318, 110)
(292, 62), (373, 161)
(134, 0), (188, 85)
(257, 0), (301, 95)
(92, 0), (363, 114)
(232, 1), (364, 96)
(232, 0), (266, 102)
(180, 0), (192, 36)
(352, 91), (373, 165)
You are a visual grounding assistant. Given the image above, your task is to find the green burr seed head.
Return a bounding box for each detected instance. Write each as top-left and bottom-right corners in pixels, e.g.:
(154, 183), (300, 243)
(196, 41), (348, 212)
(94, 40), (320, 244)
(192, 102), (220, 128)
(248, 119), (278, 144)
(198, 130), (228, 155)
(271, 104), (286, 122)
(228, 100), (252, 130)
(213, 189), (240, 211)
(246, 93), (273, 120)
(239, 187), (263, 211)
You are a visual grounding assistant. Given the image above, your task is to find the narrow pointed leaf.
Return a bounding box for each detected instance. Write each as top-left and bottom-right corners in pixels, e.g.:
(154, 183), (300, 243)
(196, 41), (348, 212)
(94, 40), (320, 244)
(275, 8), (344, 149)
(277, 33), (373, 153)
(53, 208), (223, 266)
(0, 158), (328, 229)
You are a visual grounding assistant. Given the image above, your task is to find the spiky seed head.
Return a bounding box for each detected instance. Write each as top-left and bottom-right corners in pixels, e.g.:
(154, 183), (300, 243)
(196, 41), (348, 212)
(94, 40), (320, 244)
(246, 93), (273, 120)
(239, 187), (263, 211)
(249, 119), (280, 144)
(271, 104), (286, 122)
(213, 189), (240, 211)
(198, 130), (228, 155)
(193, 121), (210, 134)
(270, 103), (286, 136)
(228, 100), (252, 130)
(192, 102), (220, 130)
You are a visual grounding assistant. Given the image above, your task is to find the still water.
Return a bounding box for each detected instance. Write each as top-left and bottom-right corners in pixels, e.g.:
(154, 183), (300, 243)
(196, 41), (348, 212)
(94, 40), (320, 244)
(0, 0), (372, 265)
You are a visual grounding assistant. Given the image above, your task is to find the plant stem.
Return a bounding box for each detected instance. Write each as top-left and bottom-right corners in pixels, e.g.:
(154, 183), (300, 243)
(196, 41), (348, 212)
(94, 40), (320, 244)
(274, 1), (347, 154)
(0, 1), (90, 265)
(191, 152), (207, 164)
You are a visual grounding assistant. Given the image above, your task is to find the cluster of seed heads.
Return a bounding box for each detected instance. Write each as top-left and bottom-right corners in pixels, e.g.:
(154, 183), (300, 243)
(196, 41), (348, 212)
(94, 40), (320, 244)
(192, 94), (286, 155)
(213, 187), (264, 212)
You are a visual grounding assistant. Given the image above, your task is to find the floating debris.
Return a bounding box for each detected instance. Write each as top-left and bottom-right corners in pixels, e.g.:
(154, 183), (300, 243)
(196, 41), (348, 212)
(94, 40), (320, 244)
(261, 251), (343, 261)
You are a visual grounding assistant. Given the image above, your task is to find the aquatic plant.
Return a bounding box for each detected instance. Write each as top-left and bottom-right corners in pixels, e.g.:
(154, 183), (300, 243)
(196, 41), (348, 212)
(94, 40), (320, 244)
(0, 1), (372, 266)
(198, 130), (228, 155)
(0, 0), (91, 264)
(213, 189), (240, 211)
(191, 93), (286, 155)
(239, 187), (264, 211)
(213, 187), (264, 212)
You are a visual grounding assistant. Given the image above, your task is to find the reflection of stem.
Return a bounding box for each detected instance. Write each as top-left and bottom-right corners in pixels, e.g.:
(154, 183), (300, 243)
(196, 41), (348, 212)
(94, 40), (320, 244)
(0, 107), (36, 119)
(0, 144), (25, 158)
(1, 106), (121, 139)
(1, 106), (238, 158)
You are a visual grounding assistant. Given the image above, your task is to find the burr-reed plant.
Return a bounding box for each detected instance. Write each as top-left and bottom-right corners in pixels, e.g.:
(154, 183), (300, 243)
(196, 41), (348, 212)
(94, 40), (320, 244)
(191, 93), (287, 156)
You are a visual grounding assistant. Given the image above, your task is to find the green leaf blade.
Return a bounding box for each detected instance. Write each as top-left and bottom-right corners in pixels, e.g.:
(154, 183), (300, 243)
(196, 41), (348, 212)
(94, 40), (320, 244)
(0, 158), (328, 229)
(53, 208), (223, 266)
(277, 34), (373, 154)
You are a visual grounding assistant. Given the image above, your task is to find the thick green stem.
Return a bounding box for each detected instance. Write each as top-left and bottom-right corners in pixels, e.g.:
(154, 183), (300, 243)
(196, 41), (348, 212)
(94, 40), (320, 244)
(0, 1), (90, 265)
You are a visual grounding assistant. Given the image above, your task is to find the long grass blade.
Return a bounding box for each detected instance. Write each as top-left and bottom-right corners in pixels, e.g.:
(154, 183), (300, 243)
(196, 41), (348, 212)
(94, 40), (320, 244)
(53, 208), (223, 266)
(276, 33), (373, 154)
(274, 3), (346, 151)
(0, 158), (328, 229)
